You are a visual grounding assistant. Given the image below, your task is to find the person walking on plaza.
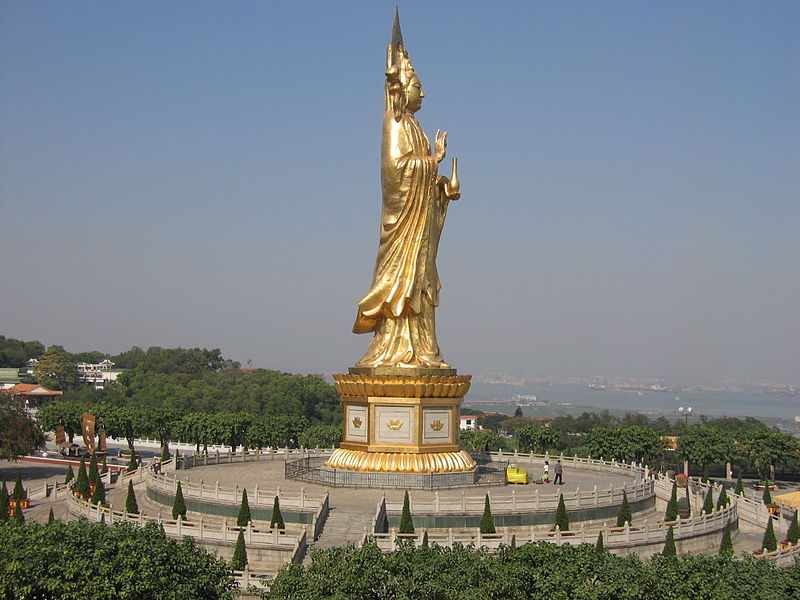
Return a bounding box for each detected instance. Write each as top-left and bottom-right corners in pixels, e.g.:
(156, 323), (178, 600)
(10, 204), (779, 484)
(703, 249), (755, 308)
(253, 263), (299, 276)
(553, 460), (563, 485)
(543, 460), (550, 483)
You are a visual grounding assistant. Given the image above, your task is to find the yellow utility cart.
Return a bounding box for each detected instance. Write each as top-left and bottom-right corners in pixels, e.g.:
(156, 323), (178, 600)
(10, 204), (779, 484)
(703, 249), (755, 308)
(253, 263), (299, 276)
(506, 464), (529, 484)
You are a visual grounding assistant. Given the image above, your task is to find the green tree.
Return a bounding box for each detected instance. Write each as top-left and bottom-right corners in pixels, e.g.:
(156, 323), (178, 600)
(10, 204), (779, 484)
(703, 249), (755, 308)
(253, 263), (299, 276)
(74, 458), (90, 499)
(0, 336), (44, 367)
(735, 472), (744, 496)
(0, 480), (9, 522)
(554, 493), (569, 531)
(595, 531), (604, 550)
(88, 454), (100, 485)
(231, 529), (248, 570)
(762, 485), (773, 506)
(662, 526), (677, 558)
(297, 424), (343, 449)
(47, 508), (55, 524)
(11, 470), (26, 501)
(616, 489), (632, 527)
(762, 518), (777, 552)
(172, 482), (187, 520)
(719, 523), (733, 558)
(516, 424), (560, 454)
(12, 503), (24, 523)
(585, 425), (663, 464)
(64, 465), (75, 484)
(0, 520), (236, 598)
(676, 425), (732, 476)
(90, 478), (106, 506)
(716, 486), (730, 510)
(127, 452), (139, 472)
(786, 510), (800, 544)
(270, 496), (285, 530)
(37, 400), (85, 443)
(479, 494), (495, 534)
(459, 430), (500, 453)
(125, 480), (139, 515)
(32, 346), (79, 390)
(237, 489), (251, 527)
(702, 488), (714, 515)
(740, 429), (799, 482)
(399, 491), (414, 534)
(665, 482), (679, 521)
(0, 395), (45, 460)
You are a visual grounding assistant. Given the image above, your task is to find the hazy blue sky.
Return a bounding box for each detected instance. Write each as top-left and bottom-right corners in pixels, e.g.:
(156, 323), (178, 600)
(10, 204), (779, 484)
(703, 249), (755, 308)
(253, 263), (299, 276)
(2, 2), (798, 383)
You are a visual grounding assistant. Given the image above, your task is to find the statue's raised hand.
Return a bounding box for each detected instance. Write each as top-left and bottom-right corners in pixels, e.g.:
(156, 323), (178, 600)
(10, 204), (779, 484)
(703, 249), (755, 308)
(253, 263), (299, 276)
(434, 129), (447, 162)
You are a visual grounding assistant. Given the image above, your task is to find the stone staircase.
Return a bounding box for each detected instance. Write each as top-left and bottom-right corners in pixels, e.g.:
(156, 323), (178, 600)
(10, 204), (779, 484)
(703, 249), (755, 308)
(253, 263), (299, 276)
(309, 506), (375, 553)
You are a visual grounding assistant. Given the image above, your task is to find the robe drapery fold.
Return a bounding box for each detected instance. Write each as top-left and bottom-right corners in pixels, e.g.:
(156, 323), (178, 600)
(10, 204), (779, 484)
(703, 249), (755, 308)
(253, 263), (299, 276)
(353, 111), (450, 368)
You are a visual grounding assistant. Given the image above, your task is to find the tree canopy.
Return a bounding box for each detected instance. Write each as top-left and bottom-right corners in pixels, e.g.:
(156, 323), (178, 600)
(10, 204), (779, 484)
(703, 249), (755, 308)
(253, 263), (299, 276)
(0, 395), (45, 460)
(0, 520), (236, 599)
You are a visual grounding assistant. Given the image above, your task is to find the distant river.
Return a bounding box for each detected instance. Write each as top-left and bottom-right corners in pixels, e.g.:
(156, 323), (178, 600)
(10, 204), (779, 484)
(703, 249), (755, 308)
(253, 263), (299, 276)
(465, 383), (799, 422)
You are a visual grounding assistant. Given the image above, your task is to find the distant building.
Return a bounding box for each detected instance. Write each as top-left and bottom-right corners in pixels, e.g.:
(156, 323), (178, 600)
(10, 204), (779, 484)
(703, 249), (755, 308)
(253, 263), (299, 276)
(1, 383), (63, 416)
(76, 359), (122, 389)
(460, 415), (479, 431)
(0, 368), (20, 389)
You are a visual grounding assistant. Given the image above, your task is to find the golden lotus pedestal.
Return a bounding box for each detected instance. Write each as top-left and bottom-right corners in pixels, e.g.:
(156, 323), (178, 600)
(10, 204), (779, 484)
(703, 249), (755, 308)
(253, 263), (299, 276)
(325, 368), (476, 479)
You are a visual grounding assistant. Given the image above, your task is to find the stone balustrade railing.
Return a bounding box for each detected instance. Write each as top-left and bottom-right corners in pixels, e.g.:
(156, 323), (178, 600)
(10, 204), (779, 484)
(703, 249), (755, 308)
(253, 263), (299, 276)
(64, 489), (307, 557)
(145, 463), (327, 512)
(483, 450), (650, 477)
(364, 503), (736, 552)
(388, 479), (654, 516)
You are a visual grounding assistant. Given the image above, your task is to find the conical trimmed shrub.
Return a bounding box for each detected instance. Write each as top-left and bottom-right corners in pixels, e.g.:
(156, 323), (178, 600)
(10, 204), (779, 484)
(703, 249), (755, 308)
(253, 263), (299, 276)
(716, 486), (730, 510)
(172, 481), (187, 520)
(47, 508), (55, 524)
(762, 485), (773, 506)
(64, 465), (74, 484)
(12, 503), (24, 524)
(719, 522), (733, 558)
(701, 464), (709, 484)
(160, 443), (170, 463)
(12, 470), (26, 500)
(90, 477), (106, 506)
(554, 493), (569, 531)
(237, 489), (252, 527)
(665, 482), (679, 521)
(762, 518), (777, 552)
(735, 472), (744, 496)
(479, 494), (495, 534)
(127, 452), (139, 472)
(88, 454), (99, 485)
(270, 495), (285, 530)
(125, 480), (139, 515)
(702, 488), (715, 515)
(662, 525), (677, 558)
(101, 457), (108, 474)
(422, 531), (429, 547)
(616, 489), (632, 527)
(399, 491), (414, 534)
(510, 534), (517, 549)
(231, 529), (248, 570)
(74, 458), (90, 499)
(787, 510), (800, 544)
(0, 480), (9, 522)
(596, 531), (604, 550)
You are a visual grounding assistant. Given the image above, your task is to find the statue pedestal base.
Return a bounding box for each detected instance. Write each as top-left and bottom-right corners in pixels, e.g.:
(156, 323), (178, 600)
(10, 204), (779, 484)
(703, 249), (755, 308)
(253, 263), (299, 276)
(326, 370), (476, 474)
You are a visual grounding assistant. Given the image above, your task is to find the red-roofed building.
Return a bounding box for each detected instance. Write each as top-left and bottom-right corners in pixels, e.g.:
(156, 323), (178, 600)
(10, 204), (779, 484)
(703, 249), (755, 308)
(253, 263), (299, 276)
(1, 383), (63, 416)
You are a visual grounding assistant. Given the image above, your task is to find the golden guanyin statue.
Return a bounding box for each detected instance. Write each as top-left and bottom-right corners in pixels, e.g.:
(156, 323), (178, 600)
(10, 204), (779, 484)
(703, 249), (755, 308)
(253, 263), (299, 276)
(353, 10), (461, 369)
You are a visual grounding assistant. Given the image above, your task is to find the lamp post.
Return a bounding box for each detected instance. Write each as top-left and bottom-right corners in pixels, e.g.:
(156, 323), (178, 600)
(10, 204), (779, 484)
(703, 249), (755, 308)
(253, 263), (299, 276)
(677, 406), (692, 427)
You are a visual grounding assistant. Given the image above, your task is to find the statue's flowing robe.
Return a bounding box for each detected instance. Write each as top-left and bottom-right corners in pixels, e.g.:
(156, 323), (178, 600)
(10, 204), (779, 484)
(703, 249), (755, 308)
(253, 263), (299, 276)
(353, 110), (449, 367)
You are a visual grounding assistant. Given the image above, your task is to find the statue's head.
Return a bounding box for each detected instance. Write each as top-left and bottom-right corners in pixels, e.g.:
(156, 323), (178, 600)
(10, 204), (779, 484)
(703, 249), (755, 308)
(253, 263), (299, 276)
(386, 46), (422, 118)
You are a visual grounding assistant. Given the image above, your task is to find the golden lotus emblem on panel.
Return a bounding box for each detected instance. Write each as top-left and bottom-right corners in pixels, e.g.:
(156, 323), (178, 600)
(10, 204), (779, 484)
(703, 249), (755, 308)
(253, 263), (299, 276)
(352, 416), (363, 429)
(386, 418), (404, 431)
(430, 419), (444, 431)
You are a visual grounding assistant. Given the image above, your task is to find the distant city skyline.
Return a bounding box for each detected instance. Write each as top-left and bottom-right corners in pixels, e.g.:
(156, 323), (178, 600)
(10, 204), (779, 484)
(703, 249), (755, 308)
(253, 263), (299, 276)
(2, 2), (798, 383)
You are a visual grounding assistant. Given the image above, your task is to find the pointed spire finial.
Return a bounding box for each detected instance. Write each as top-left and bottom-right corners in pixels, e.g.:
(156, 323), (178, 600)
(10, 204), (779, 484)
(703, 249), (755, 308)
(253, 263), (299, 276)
(391, 6), (404, 48)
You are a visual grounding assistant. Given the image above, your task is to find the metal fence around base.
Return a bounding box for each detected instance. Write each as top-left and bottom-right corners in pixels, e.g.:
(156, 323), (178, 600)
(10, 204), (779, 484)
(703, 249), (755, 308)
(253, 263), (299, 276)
(285, 455), (507, 489)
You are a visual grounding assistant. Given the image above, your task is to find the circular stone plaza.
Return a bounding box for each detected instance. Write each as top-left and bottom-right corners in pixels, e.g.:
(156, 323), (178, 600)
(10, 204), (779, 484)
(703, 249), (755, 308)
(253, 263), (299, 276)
(7, 442), (799, 593)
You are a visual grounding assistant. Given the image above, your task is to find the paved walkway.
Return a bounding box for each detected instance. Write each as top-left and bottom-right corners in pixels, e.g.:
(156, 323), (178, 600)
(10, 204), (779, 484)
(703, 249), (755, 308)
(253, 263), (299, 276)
(5, 457), (796, 559)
